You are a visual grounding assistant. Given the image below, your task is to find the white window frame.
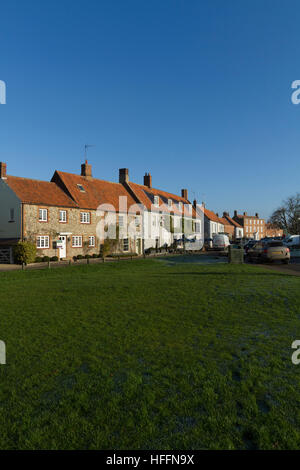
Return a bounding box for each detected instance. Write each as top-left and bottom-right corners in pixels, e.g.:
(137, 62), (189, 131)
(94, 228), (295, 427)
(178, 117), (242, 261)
(80, 212), (90, 224)
(72, 236), (82, 247)
(119, 215), (124, 227)
(59, 210), (67, 223)
(37, 235), (49, 249)
(89, 236), (95, 247)
(123, 238), (129, 252)
(39, 208), (48, 222)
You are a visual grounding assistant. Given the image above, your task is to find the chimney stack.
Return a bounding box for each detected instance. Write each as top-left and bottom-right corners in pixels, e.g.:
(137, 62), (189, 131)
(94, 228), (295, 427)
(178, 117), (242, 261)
(181, 189), (188, 200)
(202, 201), (206, 208)
(81, 160), (92, 178)
(234, 210), (237, 217)
(223, 211), (229, 217)
(144, 172), (152, 188)
(243, 212), (247, 216)
(216, 212), (219, 217)
(0, 162), (7, 179)
(255, 212), (259, 217)
(119, 168), (129, 184)
(193, 199), (197, 207)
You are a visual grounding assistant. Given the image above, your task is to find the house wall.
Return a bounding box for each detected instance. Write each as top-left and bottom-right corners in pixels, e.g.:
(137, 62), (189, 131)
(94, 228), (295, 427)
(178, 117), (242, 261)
(0, 180), (21, 239)
(23, 204), (137, 259)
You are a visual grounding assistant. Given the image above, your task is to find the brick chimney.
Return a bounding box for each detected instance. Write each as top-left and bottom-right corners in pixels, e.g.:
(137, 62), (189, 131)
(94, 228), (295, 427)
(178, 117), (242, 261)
(243, 211), (247, 216)
(181, 189), (188, 200)
(216, 212), (219, 217)
(193, 199), (197, 207)
(144, 172), (152, 188)
(81, 160), (92, 178)
(234, 210), (237, 217)
(255, 212), (259, 217)
(0, 162), (7, 179)
(223, 211), (229, 217)
(119, 168), (129, 184)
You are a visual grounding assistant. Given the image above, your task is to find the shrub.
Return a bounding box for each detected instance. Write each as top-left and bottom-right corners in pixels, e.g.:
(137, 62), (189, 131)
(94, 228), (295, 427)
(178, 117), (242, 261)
(92, 254), (98, 258)
(73, 256), (77, 262)
(51, 256), (59, 262)
(85, 254), (91, 259)
(35, 256), (43, 263)
(42, 256), (50, 262)
(13, 241), (37, 265)
(77, 255), (84, 260)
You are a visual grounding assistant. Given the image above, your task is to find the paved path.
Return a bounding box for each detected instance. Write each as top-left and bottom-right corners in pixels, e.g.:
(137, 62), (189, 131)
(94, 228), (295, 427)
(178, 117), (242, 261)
(254, 261), (300, 276)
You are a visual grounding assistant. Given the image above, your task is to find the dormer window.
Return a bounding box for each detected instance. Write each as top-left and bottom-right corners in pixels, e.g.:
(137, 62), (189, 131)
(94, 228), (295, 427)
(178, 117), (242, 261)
(168, 199), (172, 208)
(77, 184), (85, 192)
(154, 195), (159, 207)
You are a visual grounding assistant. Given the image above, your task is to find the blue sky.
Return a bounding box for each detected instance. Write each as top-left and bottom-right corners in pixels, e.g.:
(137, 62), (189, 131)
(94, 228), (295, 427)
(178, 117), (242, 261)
(1, 0), (300, 219)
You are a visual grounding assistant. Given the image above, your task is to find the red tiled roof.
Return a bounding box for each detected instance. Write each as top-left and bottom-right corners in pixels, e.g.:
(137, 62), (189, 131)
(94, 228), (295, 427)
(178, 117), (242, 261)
(128, 182), (198, 217)
(223, 214), (243, 228)
(204, 208), (223, 223)
(5, 176), (77, 207)
(52, 171), (137, 212)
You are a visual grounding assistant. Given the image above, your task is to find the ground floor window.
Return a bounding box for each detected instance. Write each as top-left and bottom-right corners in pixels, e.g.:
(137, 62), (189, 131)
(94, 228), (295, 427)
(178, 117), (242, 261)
(89, 236), (95, 247)
(123, 238), (129, 252)
(37, 236), (49, 249)
(72, 236), (82, 247)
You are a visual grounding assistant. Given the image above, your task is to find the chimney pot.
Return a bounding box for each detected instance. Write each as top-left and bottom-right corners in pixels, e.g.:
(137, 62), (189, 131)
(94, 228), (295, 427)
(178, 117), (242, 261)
(119, 168), (129, 184)
(193, 199), (197, 207)
(234, 210), (237, 217)
(0, 162), (7, 179)
(243, 212), (247, 216)
(81, 160), (92, 178)
(255, 212), (259, 217)
(181, 189), (188, 200)
(143, 172), (152, 188)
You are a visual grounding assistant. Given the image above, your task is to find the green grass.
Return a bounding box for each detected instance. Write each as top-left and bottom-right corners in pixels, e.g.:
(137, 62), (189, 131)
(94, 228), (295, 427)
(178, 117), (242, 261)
(0, 257), (300, 449)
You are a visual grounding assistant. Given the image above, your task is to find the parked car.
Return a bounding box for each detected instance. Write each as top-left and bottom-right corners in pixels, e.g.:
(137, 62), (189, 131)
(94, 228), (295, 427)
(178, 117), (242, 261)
(247, 240), (290, 264)
(212, 234), (230, 250)
(244, 240), (257, 254)
(284, 235), (300, 249)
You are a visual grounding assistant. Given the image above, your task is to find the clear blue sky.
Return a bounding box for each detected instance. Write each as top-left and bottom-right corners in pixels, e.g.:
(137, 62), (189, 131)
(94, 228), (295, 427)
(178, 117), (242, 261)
(1, 0), (300, 219)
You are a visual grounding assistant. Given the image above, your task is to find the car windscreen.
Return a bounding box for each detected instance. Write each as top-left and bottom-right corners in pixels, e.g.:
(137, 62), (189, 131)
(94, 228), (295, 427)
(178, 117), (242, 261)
(267, 242), (284, 247)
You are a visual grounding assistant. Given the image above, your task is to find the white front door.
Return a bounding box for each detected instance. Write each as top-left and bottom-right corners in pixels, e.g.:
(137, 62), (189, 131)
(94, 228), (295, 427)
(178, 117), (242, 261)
(59, 236), (67, 258)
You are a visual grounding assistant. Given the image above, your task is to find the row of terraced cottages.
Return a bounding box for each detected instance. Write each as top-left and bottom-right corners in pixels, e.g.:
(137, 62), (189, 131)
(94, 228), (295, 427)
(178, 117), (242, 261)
(0, 161), (204, 262)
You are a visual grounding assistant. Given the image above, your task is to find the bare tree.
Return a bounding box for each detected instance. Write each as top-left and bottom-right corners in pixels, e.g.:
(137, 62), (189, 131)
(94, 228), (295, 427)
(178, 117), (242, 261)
(269, 193), (300, 234)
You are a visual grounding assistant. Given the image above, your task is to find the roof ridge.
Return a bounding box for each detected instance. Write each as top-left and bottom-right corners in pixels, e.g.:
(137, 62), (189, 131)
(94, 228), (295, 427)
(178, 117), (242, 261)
(56, 170), (122, 186)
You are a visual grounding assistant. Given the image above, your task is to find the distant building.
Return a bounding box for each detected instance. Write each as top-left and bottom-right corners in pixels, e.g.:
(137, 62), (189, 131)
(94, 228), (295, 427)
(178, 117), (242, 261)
(265, 223), (284, 238)
(233, 211), (265, 240)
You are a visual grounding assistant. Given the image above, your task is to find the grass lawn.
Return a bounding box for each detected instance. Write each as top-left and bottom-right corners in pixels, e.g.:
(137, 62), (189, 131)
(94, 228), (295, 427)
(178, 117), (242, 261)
(0, 257), (300, 449)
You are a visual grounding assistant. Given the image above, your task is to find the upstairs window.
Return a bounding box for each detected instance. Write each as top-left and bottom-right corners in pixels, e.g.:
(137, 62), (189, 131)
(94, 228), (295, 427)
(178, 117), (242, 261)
(119, 215), (124, 227)
(154, 195), (159, 207)
(39, 209), (48, 222)
(59, 210), (67, 223)
(168, 199), (172, 208)
(80, 212), (90, 224)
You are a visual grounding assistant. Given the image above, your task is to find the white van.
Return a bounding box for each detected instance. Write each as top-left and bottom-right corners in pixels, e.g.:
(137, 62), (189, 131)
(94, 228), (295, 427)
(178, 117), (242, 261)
(284, 235), (300, 248)
(212, 234), (230, 250)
